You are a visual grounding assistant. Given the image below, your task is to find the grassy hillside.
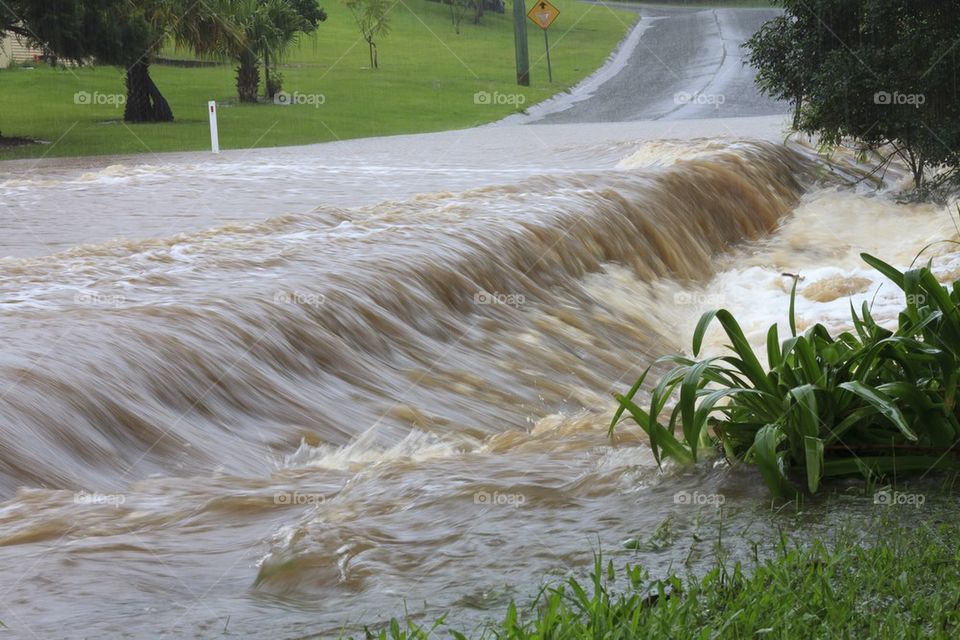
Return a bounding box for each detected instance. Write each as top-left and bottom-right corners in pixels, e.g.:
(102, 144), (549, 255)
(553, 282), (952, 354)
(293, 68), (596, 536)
(0, 1), (636, 159)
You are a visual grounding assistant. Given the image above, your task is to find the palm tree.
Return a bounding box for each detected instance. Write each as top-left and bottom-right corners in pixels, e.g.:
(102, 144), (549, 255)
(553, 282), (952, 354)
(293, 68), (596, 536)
(206, 0), (324, 103)
(99, 0), (232, 121)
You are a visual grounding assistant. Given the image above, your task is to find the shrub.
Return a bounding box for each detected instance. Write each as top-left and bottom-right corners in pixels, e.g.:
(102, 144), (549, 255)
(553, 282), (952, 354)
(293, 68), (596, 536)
(610, 253), (960, 497)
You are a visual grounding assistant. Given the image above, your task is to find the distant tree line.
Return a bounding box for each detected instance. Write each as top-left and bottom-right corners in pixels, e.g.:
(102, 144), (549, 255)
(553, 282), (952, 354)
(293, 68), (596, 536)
(424, 0), (504, 34)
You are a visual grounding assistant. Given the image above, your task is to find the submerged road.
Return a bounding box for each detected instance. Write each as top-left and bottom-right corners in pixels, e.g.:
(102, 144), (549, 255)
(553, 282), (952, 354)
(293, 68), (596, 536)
(511, 2), (787, 124)
(0, 4), (793, 257)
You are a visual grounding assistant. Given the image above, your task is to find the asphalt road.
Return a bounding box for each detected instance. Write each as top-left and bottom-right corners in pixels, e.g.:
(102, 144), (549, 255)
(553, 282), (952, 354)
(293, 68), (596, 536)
(522, 2), (788, 124)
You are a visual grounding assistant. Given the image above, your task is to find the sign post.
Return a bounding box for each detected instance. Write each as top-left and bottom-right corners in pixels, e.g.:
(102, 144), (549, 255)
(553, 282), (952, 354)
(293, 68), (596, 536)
(513, 0), (530, 86)
(527, 0), (559, 83)
(543, 28), (552, 83)
(208, 100), (220, 154)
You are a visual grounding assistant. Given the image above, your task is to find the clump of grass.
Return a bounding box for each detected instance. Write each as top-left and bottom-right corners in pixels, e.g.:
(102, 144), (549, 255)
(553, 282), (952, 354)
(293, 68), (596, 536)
(351, 517), (960, 639)
(610, 253), (960, 497)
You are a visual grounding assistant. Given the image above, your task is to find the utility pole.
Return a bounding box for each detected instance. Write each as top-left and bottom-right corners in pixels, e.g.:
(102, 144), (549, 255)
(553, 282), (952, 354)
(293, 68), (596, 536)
(513, 0), (530, 86)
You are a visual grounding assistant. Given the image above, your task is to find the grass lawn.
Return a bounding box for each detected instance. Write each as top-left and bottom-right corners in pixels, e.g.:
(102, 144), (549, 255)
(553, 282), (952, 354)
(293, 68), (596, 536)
(361, 505), (960, 639)
(0, 0), (636, 160)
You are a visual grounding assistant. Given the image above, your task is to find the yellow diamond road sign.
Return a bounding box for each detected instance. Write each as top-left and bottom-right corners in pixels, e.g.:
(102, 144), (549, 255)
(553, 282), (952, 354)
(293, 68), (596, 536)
(527, 0), (560, 30)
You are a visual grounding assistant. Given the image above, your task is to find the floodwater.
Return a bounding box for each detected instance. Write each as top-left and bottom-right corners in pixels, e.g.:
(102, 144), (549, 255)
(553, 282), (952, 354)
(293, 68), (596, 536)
(1, 118), (958, 638)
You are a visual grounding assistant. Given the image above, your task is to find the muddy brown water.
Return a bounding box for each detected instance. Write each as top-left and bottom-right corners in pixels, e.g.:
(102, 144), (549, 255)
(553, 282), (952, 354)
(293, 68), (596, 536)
(0, 124), (957, 638)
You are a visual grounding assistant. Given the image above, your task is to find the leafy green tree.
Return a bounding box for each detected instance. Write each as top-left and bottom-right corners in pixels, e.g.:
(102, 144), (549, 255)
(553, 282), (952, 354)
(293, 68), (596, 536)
(745, 15), (808, 129)
(343, 0), (392, 69)
(746, 0), (960, 191)
(1, 4), (27, 39)
(3, 0), (222, 123)
(449, 0), (471, 35)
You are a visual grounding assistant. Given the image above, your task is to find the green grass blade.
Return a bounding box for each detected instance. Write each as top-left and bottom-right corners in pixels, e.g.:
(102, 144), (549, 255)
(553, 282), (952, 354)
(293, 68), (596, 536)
(692, 310), (719, 358)
(903, 268), (924, 325)
(876, 381), (954, 445)
(823, 454), (959, 477)
(788, 275), (799, 338)
(839, 381), (917, 441)
(680, 359), (722, 459)
(861, 253), (905, 289)
(648, 365), (689, 438)
(766, 323), (781, 369)
(609, 367), (649, 437)
(794, 337), (823, 384)
(789, 384), (820, 440)
(919, 269), (960, 345)
(614, 393), (695, 466)
(716, 310), (775, 394)
(751, 424), (796, 498)
(803, 435), (824, 493)
(823, 405), (879, 444)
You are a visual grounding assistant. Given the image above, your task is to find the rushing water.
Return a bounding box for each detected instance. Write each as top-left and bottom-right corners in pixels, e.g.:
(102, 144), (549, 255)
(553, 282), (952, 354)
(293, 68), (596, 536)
(1, 122), (958, 638)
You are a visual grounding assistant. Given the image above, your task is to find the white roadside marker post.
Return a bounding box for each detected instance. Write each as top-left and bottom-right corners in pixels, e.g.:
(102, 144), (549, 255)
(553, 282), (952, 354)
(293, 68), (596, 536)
(208, 100), (220, 154)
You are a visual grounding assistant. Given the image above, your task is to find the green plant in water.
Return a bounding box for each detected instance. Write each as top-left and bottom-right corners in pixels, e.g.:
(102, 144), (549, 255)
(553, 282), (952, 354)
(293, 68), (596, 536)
(610, 253), (960, 497)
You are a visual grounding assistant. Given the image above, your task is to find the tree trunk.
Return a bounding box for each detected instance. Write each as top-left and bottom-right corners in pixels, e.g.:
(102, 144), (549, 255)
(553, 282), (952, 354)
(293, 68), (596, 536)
(263, 50), (272, 99)
(236, 51), (260, 103)
(145, 70), (174, 121)
(124, 59), (174, 123)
